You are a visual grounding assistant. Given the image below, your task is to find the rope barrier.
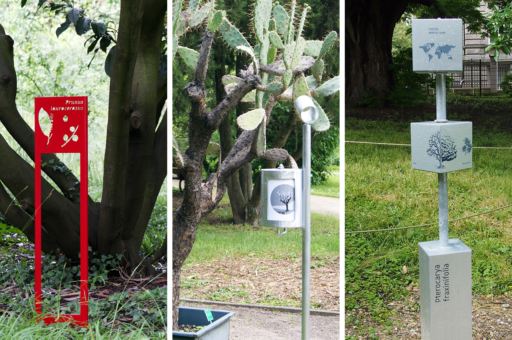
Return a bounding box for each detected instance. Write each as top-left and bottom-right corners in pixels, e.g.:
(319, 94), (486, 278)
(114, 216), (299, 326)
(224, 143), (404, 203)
(346, 140), (512, 150)
(346, 203), (512, 234)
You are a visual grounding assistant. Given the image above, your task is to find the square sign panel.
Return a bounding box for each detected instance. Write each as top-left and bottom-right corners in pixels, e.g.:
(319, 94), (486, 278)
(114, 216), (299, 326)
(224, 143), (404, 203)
(411, 121), (472, 173)
(412, 19), (463, 73)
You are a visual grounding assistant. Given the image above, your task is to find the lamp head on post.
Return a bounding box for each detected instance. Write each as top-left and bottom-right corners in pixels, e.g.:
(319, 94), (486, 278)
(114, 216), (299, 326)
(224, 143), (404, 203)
(295, 95), (319, 124)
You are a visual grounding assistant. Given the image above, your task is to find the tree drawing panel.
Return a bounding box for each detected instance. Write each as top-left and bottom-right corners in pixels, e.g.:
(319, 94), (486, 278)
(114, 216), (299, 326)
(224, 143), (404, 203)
(267, 180), (296, 222)
(411, 121), (472, 173)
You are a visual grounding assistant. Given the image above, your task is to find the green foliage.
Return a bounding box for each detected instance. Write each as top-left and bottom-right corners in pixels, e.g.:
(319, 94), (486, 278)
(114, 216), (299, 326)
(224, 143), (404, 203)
(408, 0), (487, 34)
(486, 1), (512, 59)
(501, 73), (512, 96)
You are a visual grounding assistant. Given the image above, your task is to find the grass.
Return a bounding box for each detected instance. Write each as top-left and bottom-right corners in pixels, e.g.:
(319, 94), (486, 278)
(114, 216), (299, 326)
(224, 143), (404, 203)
(311, 165), (340, 198)
(183, 210), (340, 265)
(345, 116), (512, 326)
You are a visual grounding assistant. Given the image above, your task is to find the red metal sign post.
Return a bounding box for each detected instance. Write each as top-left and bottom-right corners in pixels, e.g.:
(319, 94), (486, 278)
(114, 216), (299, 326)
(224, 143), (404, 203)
(35, 97), (88, 326)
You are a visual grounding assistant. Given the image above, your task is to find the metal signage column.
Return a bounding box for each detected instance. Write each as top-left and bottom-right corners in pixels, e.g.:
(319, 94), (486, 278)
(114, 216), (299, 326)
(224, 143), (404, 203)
(35, 96), (89, 326)
(411, 19), (472, 339)
(260, 95), (318, 340)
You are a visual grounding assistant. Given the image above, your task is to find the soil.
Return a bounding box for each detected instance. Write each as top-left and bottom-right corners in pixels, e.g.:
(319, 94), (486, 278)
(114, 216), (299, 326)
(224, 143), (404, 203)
(181, 301), (340, 340)
(346, 289), (512, 339)
(181, 256), (340, 311)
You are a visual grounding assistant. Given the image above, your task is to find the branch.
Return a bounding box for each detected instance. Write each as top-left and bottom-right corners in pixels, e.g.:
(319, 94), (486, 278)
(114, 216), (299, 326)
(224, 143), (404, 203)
(195, 30), (214, 86)
(0, 182), (58, 253)
(206, 75), (261, 130)
(0, 25), (84, 203)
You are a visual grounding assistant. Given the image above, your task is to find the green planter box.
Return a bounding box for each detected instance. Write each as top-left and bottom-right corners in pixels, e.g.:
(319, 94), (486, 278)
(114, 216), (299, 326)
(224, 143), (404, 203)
(173, 307), (235, 340)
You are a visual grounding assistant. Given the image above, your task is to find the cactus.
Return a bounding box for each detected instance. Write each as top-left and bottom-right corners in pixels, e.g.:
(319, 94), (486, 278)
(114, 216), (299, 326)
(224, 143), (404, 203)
(206, 142), (220, 155)
(189, 3), (212, 28)
(177, 46), (200, 70)
(265, 82), (284, 95)
(237, 108), (266, 131)
(222, 74), (242, 85)
(224, 82), (237, 95)
(311, 58), (324, 83)
(188, 0), (201, 14)
(291, 37), (305, 69)
(282, 69), (293, 89)
(259, 32), (270, 66)
(313, 76), (340, 97)
(269, 18), (276, 32)
(267, 47), (277, 65)
(286, 1), (296, 45)
(252, 116), (266, 155)
(283, 43), (293, 69)
(242, 90), (256, 103)
(296, 5), (310, 42)
(172, 34), (178, 58)
(319, 31), (338, 59)
(304, 40), (322, 57)
(269, 31), (284, 49)
(292, 74), (311, 121)
(272, 5), (289, 38)
(208, 10), (224, 31)
(237, 45), (259, 74)
(311, 98), (330, 132)
(305, 75), (318, 90)
(260, 55), (314, 76)
(174, 12), (190, 37)
(254, 0), (272, 43)
(172, 133), (184, 169)
(173, 0), (184, 33)
(220, 18), (251, 49)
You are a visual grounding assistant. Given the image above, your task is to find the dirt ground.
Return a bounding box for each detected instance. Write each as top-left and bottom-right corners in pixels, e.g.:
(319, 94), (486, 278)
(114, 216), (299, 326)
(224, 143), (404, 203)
(346, 289), (512, 339)
(181, 301), (340, 340)
(181, 256), (340, 312)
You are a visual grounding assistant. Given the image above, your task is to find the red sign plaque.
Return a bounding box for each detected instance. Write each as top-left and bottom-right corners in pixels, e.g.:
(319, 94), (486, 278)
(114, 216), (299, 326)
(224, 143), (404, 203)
(34, 97), (88, 326)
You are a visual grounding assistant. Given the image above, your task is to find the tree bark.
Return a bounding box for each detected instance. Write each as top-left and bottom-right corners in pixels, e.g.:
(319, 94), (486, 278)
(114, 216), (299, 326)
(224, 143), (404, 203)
(345, 0), (434, 107)
(98, 0), (144, 256)
(173, 30), (262, 329)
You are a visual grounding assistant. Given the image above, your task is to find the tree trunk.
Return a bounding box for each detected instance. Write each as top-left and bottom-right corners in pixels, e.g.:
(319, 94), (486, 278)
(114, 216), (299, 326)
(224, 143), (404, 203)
(345, 0), (434, 107)
(0, 0), (167, 274)
(173, 29), (262, 329)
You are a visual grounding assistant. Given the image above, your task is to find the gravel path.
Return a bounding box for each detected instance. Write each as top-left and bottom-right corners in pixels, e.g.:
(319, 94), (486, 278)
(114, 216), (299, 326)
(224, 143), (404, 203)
(181, 301), (340, 340)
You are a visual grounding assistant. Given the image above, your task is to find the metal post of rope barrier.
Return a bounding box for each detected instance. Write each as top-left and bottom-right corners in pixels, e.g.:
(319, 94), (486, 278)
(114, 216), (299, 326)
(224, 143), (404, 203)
(412, 19), (472, 339)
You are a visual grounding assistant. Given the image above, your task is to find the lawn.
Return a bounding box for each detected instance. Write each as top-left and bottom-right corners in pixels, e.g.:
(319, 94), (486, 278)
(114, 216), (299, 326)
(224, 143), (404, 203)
(311, 165), (340, 198)
(174, 189), (340, 310)
(345, 112), (512, 335)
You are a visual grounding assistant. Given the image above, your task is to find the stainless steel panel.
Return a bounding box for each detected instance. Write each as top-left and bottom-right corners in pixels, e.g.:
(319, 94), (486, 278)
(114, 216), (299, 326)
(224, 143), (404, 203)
(419, 239), (472, 340)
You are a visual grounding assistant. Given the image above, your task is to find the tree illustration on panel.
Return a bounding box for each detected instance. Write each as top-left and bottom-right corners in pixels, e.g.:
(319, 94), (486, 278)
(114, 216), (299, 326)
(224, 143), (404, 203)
(462, 137), (472, 154)
(277, 189), (292, 213)
(426, 131), (457, 168)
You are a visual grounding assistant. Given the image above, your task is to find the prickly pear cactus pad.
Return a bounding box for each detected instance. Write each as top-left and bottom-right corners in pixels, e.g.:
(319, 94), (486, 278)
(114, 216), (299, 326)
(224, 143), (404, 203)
(311, 98), (330, 132)
(260, 56), (315, 76)
(303, 40), (323, 57)
(189, 3), (212, 28)
(254, 0), (272, 43)
(237, 108), (266, 131)
(208, 10), (224, 31)
(313, 76), (340, 97)
(177, 46), (200, 70)
(220, 18), (251, 49)
(272, 5), (289, 37)
(319, 31), (338, 59)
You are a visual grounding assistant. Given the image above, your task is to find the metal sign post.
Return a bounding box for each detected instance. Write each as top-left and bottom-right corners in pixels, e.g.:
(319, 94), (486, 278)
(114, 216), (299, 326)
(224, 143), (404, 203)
(260, 95), (318, 340)
(411, 19), (472, 339)
(35, 97), (88, 327)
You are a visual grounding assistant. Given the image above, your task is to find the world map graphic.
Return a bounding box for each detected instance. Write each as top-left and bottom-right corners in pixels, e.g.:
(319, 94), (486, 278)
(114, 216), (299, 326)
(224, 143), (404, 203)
(419, 43), (456, 62)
